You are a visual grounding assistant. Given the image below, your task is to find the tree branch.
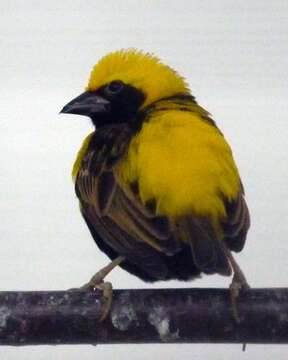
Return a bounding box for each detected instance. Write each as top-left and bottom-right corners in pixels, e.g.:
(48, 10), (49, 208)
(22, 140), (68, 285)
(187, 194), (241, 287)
(0, 288), (287, 345)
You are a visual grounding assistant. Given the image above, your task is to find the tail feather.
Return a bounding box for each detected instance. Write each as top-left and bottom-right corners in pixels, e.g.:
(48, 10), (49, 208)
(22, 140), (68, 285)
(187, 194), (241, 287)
(178, 217), (231, 276)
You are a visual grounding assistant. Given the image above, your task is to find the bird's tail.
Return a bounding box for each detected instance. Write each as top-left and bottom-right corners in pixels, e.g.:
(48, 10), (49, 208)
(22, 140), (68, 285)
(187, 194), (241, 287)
(177, 216), (232, 276)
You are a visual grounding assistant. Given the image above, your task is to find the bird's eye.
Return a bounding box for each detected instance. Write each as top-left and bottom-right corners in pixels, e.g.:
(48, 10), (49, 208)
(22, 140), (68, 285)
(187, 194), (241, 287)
(105, 80), (124, 95)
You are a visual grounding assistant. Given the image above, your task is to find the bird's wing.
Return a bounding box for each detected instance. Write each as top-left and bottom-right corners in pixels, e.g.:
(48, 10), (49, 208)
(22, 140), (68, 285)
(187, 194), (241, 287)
(222, 187), (250, 252)
(76, 161), (233, 279)
(77, 173), (183, 279)
(173, 188), (250, 276)
(75, 130), (183, 280)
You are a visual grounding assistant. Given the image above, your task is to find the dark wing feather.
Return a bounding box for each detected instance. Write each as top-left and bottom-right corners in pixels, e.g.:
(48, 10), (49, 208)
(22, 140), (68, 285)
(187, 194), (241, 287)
(176, 217), (232, 276)
(81, 202), (170, 280)
(222, 191), (250, 252)
(76, 127), (183, 280)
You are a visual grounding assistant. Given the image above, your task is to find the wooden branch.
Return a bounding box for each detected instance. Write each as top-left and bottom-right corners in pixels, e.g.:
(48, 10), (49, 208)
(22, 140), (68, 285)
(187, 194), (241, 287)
(0, 288), (287, 345)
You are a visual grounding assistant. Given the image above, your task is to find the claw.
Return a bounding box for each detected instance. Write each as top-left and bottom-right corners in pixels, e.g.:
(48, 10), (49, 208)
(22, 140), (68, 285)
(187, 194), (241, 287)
(96, 282), (113, 322)
(68, 256), (124, 321)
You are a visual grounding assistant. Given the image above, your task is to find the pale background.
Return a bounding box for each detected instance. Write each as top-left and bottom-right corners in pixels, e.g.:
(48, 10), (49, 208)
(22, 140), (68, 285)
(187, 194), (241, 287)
(1, 0), (288, 358)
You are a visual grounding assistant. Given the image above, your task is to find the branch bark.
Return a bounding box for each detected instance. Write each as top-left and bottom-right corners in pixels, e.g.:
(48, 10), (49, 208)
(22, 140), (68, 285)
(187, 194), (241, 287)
(0, 288), (287, 345)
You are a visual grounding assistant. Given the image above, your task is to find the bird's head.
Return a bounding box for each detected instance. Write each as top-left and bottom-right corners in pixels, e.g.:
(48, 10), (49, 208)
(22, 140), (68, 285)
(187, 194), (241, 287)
(60, 49), (190, 128)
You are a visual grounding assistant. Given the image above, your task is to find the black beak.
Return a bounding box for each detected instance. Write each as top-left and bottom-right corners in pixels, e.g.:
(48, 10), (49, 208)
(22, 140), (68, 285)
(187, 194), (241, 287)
(60, 91), (110, 117)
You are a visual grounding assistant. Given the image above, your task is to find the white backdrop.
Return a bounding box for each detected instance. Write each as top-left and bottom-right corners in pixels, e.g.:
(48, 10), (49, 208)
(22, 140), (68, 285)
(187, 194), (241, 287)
(0, 0), (288, 358)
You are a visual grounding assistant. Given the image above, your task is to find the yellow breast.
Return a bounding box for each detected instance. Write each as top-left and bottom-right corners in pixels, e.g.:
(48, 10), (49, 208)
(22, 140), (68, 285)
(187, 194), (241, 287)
(118, 110), (241, 221)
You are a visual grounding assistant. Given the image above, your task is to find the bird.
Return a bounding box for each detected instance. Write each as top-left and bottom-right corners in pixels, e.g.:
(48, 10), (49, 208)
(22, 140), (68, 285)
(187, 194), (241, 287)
(61, 49), (250, 321)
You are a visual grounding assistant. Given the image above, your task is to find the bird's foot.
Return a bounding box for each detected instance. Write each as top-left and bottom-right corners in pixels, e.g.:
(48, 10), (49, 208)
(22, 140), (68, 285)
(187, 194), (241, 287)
(80, 280), (113, 322)
(229, 273), (250, 323)
(68, 256), (124, 321)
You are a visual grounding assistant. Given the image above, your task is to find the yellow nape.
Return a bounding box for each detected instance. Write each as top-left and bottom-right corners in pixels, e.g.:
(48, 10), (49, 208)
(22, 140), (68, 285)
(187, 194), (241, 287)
(72, 132), (94, 181)
(118, 110), (241, 221)
(86, 49), (190, 107)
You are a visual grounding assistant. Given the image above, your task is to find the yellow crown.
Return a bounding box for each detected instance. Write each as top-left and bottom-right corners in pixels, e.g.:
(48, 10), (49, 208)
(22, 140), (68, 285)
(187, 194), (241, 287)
(86, 49), (190, 107)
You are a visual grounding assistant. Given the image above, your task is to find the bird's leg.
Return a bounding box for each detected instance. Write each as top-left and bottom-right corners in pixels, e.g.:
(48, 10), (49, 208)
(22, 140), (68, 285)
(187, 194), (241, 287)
(78, 256), (125, 321)
(223, 247), (250, 322)
(80, 256), (125, 290)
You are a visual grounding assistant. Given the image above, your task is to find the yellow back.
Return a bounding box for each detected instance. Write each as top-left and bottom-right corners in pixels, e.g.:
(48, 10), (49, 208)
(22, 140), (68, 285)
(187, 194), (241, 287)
(118, 109), (241, 222)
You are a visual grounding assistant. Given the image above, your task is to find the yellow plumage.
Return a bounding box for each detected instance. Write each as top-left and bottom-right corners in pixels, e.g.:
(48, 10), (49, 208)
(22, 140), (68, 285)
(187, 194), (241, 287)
(73, 106), (240, 237)
(117, 109), (240, 220)
(86, 49), (189, 107)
